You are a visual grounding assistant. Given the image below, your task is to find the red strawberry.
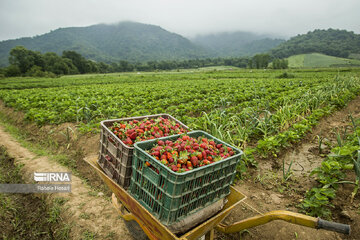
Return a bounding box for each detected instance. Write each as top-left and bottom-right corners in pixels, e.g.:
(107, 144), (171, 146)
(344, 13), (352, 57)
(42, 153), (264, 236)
(127, 129), (135, 134)
(151, 151), (160, 157)
(190, 156), (198, 166)
(125, 138), (133, 145)
(200, 143), (208, 149)
(129, 132), (137, 140)
(154, 146), (163, 151)
(179, 143), (185, 151)
(182, 135), (190, 141)
(136, 129), (144, 133)
(165, 140), (173, 146)
(202, 151), (207, 160)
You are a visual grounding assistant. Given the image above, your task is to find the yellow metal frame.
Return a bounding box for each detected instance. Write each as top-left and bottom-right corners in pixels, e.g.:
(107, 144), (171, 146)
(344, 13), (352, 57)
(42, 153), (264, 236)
(85, 157), (325, 240)
(85, 157), (247, 240)
(216, 210), (317, 234)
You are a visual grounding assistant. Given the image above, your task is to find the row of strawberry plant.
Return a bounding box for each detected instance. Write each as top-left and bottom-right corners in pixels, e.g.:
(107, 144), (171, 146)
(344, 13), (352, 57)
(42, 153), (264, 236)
(0, 71), (333, 126)
(0, 70), (359, 166)
(195, 75), (360, 148)
(300, 115), (360, 218)
(256, 75), (360, 157)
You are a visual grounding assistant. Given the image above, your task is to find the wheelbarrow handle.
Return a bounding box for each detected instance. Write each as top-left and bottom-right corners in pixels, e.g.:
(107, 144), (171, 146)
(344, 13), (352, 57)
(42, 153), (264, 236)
(317, 218), (351, 235)
(216, 210), (351, 235)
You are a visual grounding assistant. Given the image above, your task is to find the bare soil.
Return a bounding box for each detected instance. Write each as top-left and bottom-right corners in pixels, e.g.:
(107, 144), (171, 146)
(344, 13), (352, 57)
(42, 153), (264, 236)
(0, 125), (135, 240)
(217, 95), (360, 240)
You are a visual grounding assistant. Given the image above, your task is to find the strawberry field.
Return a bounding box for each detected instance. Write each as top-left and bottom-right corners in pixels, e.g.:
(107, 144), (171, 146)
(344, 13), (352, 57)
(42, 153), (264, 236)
(1, 68), (360, 238)
(1, 69), (360, 151)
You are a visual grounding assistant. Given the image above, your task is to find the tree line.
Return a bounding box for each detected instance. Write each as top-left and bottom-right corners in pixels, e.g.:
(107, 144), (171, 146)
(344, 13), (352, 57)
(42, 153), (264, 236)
(0, 46), (287, 77)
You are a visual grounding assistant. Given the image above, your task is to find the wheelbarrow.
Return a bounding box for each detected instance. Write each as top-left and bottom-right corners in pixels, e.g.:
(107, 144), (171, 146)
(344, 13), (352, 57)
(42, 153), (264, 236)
(85, 157), (351, 240)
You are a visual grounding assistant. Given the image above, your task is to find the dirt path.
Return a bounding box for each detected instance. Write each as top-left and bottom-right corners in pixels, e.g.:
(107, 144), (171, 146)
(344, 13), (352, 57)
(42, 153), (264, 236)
(280, 94), (360, 180)
(0, 125), (135, 240)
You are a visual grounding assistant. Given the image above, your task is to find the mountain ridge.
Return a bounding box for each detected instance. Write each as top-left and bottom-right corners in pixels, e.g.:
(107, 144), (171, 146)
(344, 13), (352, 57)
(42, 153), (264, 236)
(0, 21), (209, 66)
(0, 22), (359, 67)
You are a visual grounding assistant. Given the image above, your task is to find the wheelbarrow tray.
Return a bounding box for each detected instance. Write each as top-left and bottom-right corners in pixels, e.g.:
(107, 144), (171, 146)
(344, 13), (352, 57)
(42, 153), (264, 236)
(85, 157), (246, 240)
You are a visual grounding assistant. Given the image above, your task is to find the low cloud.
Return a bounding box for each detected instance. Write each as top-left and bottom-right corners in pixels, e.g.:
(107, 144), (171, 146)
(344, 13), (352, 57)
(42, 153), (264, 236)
(0, 0), (359, 41)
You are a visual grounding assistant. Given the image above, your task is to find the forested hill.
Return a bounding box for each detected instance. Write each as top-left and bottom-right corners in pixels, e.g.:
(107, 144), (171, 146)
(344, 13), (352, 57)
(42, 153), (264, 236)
(192, 31), (285, 57)
(0, 21), (208, 66)
(270, 29), (360, 59)
(1, 23), (359, 67)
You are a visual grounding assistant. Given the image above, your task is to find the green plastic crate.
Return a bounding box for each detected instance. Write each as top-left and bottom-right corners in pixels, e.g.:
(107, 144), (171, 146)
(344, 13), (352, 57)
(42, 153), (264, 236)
(129, 130), (243, 225)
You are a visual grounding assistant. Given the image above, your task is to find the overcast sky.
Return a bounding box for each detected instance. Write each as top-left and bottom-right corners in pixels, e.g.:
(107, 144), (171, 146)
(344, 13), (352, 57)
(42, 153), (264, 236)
(0, 0), (359, 41)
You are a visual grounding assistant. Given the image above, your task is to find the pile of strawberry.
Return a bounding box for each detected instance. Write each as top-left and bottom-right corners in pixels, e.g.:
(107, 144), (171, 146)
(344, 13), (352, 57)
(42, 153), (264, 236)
(146, 135), (235, 173)
(110, 117), (188, 147)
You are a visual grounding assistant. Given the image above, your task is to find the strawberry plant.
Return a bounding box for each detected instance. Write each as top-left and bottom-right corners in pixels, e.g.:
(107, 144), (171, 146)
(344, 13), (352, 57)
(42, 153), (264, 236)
(301, 187), (336, 219)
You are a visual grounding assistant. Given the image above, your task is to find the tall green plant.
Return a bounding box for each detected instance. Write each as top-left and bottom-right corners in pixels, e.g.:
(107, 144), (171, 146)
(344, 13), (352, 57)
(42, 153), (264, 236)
(350, 114), (360, 202)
